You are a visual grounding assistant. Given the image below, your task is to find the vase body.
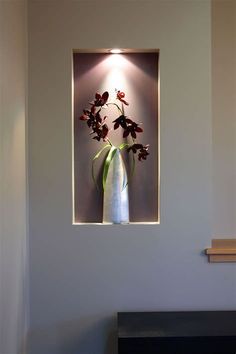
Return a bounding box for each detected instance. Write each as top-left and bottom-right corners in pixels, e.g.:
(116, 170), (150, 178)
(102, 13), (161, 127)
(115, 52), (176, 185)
(103, 150), (129, 224)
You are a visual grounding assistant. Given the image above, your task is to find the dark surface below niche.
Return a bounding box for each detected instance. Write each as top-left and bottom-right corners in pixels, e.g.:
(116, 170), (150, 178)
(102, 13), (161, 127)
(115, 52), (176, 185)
(118, 311), (236, 354)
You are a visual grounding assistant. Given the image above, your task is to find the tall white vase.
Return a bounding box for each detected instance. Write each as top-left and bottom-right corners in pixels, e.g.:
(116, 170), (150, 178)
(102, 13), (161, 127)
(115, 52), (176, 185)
(103, 150), (129, 224)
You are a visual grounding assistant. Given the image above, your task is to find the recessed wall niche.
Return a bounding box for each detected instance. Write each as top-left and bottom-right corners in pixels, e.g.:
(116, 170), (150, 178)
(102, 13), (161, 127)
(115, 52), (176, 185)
(72, 49), (159, 224)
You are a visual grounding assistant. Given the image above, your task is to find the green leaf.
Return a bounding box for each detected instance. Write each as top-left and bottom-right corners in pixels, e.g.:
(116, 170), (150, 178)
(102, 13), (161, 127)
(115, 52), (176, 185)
(131, 151), (136, 179)
(92, 144), (111, 189)
(118, 143), (129, 189)
(118, 142), (129, 150)
(122, 165), (128, 190)
(123, 152), (135, 190)
(102, 146), (117, 190)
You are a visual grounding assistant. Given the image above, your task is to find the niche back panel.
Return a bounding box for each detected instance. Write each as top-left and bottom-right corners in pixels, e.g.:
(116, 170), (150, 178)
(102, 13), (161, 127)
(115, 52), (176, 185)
(73, 51), (159, 224)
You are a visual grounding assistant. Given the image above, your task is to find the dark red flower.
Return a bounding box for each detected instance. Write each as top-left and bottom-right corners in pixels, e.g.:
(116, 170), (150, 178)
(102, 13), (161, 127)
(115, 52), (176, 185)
(127, 143), (144, 154)
(128, 143), (149, 161)
(113, 115), (143, 139)
(113, 115), (129, 129)
(79, 89), (149, 159)
(80, 106), (97, 128)
(80, 109), (91, 121)
(91, 91), (109, 107)
(116, 90), (129, 105)
(123, 121), (143, 139)
(138, 146), (149, 161)
(80, 104), (109, 142)
(92, 123), (109, 142)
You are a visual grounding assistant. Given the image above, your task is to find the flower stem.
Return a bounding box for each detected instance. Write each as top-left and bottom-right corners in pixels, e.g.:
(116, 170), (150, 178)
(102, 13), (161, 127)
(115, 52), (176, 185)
(107, 138), (113, 146)
(121, 103), (124, 115)
(107, 102), (123, 114)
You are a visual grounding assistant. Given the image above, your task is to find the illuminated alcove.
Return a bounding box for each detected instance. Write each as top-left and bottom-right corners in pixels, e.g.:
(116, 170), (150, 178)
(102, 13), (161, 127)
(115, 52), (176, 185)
(72, 49), (159, 224)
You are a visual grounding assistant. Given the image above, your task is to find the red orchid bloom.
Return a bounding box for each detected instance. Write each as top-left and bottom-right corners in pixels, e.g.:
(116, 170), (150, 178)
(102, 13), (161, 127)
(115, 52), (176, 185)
(80, 106), (96, 127)
(79, 89), (149, 162)
(128, 144), (150, 161)
(92, 123), (109, 142)
(90, 113), (108, 141)
(138, 146), (149, 161)
(127, 143), (144, 154)
(116, 90), (129, 106)
(91, 91), (109, 107)
(113, 115), (129, 130)
(113, 115), (142, 139)
(123, 121), (143, 139)
(80, 109), (90, 121)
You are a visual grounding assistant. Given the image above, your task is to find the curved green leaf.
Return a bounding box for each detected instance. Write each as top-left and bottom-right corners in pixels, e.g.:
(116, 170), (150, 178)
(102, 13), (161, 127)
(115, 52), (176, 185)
(102, 146), (117, 190)
(122, 165), (128, 190)
(131, 151), (136, 179)
(118, 143), (129, 151)
(122, 151), (135, 191)
(92, 144), (110, 189)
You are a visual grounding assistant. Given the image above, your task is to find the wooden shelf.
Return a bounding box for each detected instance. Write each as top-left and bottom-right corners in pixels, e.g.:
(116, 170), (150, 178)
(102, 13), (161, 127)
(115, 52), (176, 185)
(206, 239), (236, 263)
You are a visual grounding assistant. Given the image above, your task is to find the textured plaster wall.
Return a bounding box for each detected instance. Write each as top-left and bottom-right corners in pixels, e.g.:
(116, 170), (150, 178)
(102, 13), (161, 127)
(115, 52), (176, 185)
(28, 1), (236, 354)
(0, 1), (28, 354)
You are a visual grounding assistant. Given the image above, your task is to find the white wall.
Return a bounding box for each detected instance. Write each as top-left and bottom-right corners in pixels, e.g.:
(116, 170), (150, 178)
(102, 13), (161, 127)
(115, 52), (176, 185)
(28, 1), (220, 354)
(0, 1), (28, 354)
(212, 0), (236, 236)
(26, 0), (236, 353)
(2, 1), (236, 354)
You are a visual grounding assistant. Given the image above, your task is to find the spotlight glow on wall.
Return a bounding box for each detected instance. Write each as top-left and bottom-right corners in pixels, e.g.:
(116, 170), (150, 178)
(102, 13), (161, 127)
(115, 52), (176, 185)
(101, 54), (128, 95)
(110, 48), (123, 54)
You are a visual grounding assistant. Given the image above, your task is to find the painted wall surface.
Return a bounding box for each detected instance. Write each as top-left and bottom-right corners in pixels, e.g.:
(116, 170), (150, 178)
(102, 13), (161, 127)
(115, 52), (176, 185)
(28, 1), (234, 354)
(212, 0), (236, 236)
(0, 1), (28, 354)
